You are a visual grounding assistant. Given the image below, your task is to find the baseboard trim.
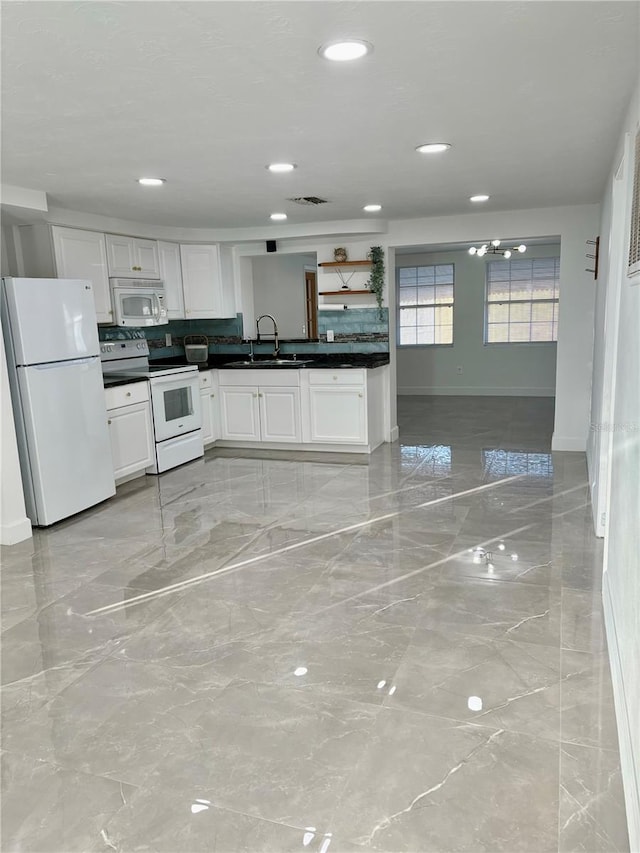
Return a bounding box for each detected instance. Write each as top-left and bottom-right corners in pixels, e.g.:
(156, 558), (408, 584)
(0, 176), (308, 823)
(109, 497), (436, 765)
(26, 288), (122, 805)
(551, 433), (587, 452)
(0, 516), (32, 545)
(603, 571), (640, 852)
(389, 425), (399, 443)
(398, 386), (555, 397)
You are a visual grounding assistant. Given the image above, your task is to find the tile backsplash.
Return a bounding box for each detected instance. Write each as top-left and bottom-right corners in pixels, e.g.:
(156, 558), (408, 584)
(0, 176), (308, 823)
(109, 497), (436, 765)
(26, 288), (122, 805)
(98, 308), (388, 358)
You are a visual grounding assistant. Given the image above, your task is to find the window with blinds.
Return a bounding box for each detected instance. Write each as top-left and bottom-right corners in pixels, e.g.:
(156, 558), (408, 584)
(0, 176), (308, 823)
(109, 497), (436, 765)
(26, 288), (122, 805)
(485, 257), (560, 344)
(398, 264), (454, 346)
(628, 128), (640, 277)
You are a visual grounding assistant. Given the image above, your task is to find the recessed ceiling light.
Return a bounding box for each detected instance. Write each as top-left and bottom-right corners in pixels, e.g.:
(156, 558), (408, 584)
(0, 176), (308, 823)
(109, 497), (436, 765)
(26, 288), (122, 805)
(270, 213), (287, 221)
(415, 143), (451, 154)
(137, 177), (165, 186)
(266, 163), (296, 173)
(470, 194), (490, 202)
(363, 204), (382, 212)
(319, 40), (372, 62)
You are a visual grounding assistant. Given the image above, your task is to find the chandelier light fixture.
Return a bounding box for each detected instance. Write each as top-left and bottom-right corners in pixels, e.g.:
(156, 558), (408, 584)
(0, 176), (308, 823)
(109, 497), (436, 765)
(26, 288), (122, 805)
(468, 240), (527, 259)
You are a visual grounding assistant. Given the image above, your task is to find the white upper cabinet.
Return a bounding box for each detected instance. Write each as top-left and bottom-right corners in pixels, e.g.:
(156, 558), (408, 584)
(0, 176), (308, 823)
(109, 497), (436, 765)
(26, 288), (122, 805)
(51, 226), (112, 323)
(180, 244), (235, 319)
(157, 241), (184, 319)
(105, 234), (160, 279)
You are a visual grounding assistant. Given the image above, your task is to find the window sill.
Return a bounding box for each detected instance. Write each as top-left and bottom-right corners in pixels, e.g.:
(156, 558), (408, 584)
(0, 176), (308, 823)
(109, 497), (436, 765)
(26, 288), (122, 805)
(397, 343), (454, 349)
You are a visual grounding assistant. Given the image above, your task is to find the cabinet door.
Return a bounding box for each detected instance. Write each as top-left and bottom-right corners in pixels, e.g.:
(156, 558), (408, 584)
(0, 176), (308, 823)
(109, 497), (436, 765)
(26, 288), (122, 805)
(133, 238), (160, 278)
(105, 235), (160, 279)
(200, 389), (214, 445)
(220, 386), (260, 440)
(105, 234), (136, 277)
(308, 386), (367, 444)
(51, 226), (112, 323)
(158, 241), (184, 319)
(180, 244), (234, 319)
(107, 401), (154, 479)
(259, 387), (301, 442)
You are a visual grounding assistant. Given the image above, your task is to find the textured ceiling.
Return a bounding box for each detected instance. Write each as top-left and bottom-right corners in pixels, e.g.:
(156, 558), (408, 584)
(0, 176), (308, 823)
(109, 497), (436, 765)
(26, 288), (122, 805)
(2, 1), (638, 228)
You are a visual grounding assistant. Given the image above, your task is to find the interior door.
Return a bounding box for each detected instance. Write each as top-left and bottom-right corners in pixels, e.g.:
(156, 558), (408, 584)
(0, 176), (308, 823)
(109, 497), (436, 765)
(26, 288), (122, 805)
(305, 270), (318, 339)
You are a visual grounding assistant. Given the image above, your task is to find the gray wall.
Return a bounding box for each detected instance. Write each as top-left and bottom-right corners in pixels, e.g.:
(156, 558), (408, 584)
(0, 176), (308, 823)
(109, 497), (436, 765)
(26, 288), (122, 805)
(251, 253), (315, 339)
(396, 243), (560, 396)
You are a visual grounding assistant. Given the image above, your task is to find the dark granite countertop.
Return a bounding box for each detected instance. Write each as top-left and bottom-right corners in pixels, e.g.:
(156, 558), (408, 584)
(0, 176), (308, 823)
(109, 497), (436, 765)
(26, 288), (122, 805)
(103, 375), (149, 389)
(149, 352), (390, 371)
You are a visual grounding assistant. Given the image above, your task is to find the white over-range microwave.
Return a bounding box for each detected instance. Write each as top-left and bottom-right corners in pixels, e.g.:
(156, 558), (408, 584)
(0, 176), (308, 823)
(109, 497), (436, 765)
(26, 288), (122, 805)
(110, 278), (169, 327)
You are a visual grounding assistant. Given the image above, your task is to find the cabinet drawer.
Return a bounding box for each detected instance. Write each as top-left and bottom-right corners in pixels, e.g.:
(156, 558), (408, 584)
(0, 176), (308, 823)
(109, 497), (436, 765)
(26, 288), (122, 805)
(308, 369), (365, 386)
(105, 381), (149, 410)
(218, 369), (299, 387)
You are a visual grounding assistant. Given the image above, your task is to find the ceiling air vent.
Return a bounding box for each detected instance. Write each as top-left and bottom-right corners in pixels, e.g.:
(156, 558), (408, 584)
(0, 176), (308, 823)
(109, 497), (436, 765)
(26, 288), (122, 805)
(287, 196), (329, 206)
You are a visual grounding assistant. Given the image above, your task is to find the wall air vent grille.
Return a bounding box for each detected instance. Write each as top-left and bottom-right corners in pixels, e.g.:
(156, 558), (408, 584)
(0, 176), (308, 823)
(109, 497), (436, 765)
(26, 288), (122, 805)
(628, 128), (640, 277)
(288, 196), (330, 206)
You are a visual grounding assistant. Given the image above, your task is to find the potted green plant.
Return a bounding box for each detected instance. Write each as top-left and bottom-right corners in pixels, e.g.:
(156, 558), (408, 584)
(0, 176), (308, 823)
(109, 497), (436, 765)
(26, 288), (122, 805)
(367, 246), (385, 317)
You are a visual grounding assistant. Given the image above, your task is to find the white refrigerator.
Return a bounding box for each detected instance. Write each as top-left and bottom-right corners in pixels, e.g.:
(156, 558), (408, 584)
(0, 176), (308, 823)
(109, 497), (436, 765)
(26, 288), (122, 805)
(1, 277), (116, 526)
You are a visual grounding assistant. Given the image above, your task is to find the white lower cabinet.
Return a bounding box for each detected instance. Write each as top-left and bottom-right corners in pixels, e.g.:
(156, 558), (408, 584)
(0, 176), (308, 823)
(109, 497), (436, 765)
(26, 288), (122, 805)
(306, 369), (368, 444)
(308, 386), (367, 444)
(260, 388), (302, 442)
(220, 387), (261, 440)
(199, 370), (220, 446)
(217, 366), (386, 452)
(219, 377), (301, 442)
(105, 383), (154, 481)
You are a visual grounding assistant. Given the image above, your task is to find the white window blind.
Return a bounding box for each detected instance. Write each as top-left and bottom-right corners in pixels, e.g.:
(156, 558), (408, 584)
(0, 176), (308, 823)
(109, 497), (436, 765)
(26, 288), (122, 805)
(485, 257), (560, 343)
(398, 264), (454, 346)
(628, 129), (640, 277)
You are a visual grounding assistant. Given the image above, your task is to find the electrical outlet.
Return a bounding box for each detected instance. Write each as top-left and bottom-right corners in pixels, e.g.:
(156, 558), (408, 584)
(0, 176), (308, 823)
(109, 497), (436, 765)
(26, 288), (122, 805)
(326, 330), (335, 342)
(456, 365), (463, 374)
(165, 333), (172, 347)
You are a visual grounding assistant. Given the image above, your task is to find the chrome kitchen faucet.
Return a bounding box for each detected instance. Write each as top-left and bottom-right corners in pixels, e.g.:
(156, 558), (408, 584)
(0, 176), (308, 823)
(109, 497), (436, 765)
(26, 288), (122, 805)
(256, 314), (280, 357)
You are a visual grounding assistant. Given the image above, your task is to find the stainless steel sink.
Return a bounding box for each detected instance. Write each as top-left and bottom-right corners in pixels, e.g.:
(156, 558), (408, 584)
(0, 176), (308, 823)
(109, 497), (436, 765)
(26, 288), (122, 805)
(222, 358), (313, 368)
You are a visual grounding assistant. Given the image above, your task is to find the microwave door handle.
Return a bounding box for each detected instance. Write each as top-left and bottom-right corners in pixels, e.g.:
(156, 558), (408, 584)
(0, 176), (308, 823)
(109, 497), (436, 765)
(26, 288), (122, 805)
(153, 293), (161, 320)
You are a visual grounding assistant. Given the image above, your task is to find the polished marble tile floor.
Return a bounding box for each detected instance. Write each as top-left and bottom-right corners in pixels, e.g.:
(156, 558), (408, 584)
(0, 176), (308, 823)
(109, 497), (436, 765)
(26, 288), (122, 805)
(1, 395), (629, 852)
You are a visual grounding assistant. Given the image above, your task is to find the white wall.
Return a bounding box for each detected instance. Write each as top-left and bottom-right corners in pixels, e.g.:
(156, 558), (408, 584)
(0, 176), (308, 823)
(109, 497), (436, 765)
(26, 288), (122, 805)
(251, 253), (315, 339)
(595, 77), (640, 850)
(396, 244), (559, 396)
(385, 204), (599, 451)
(0, 327), (32, 545)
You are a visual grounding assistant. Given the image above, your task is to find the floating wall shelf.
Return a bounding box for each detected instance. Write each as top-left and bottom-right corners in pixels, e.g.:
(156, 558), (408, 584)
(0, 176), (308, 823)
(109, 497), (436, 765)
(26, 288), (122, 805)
(319, 289), (375, 296)
(318, 260), (372, 267)
(319, 259), (372, 288)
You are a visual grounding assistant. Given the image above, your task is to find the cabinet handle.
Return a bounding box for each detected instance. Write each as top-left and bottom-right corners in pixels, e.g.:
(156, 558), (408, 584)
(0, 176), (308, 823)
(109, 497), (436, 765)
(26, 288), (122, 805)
(108, 419), (112, 424)
(358, 393), (363, 398)
(126, 391), (131, 397)
(210, 393), (215, 398)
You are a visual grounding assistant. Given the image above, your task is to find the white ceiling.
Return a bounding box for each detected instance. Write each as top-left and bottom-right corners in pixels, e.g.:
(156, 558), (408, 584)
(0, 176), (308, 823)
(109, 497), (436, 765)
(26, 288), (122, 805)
(2, 1), (638, 229)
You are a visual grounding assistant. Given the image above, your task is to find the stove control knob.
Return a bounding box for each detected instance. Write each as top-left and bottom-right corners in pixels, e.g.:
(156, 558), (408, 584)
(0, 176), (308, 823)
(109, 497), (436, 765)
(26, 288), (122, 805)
(136, 343), (144, 349)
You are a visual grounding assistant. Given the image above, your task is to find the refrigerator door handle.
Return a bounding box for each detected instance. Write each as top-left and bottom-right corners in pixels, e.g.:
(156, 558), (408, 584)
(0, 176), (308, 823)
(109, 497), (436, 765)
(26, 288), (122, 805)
(32, 356), (100, 370)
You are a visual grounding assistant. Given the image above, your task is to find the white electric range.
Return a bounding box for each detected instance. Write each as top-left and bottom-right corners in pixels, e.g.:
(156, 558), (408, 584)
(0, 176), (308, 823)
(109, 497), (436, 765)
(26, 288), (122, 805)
(101, 339), (203, 473)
